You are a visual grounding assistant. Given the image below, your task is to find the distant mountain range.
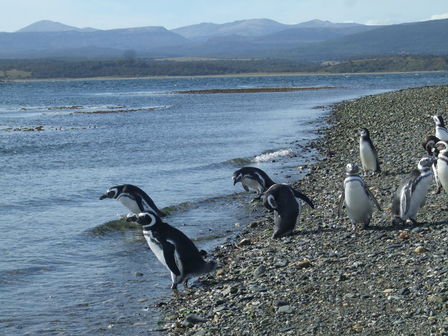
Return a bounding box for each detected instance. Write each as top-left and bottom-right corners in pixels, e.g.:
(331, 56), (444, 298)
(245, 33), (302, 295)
(1, 18), (447, 61)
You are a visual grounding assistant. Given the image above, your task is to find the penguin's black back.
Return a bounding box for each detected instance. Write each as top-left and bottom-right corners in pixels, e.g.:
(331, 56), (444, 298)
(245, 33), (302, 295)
(120, 184), (166, 217)
(237, 167), (275, 188)
(152, 222), (206, 274)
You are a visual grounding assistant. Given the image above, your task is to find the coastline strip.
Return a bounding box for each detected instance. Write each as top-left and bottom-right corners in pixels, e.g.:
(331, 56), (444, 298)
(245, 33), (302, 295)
(172, 86), (338, 94)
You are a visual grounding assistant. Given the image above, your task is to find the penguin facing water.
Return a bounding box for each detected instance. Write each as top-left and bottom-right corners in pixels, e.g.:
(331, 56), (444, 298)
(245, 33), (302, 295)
(126, 212), (216, 290)
(337, 163), (382, 230)
(262, 184), (314, 238)
(233, 167), (276, 200)
(392, 157), (434, 225)
(100, 184), (166, 217)
(358, 128), (381, 174)
(432, 115), (448, 141)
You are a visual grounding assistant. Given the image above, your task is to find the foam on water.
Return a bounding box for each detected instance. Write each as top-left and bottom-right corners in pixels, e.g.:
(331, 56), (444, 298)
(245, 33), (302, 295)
(252, 148), (295, 162)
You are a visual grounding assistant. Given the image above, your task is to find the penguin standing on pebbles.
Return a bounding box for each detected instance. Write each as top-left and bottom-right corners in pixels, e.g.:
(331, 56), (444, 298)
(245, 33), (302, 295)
(337, 163), (382, 230)
(422, 135), (442, 193)
(357, 128), (381, 174)
(233, 167), (275, 200)
(100, 184), (166, 217)
(392, 157), (434, 225)
(126, 212), (216, 290)
(432, 115), (448, 141)
(262, 184), (314, 238)
(435, 141), (448, 194)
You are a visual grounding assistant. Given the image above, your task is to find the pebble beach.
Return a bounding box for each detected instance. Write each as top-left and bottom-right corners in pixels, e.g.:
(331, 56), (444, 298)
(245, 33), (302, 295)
(159, 85), (448, 336)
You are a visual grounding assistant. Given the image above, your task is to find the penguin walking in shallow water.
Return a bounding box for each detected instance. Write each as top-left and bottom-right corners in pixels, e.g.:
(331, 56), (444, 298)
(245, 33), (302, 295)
(337, 163), (382, 230)
(100, 184), (166, 217)
(262, 184), (314, 238)
(392, 157), (434, 225)
(432, 115), (448, 141)
(357, 128), (381, 175)
(233, 167), (276, 200)
(435, 141), (448, 194)
(126, 212), (216, 290)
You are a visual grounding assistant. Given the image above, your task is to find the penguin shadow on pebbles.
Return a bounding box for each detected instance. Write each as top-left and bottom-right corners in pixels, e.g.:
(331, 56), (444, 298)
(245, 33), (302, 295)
(126, 212), (217, 292)
(262, 184), (315, 239)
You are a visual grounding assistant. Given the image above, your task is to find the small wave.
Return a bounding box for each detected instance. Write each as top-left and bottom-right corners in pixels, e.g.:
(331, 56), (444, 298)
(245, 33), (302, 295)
(0, 266), (55, 286)
(72, 105), (171, 115)
(224, 157), (252, 166)
(252, 148), (295, 162)
(85, 219), (141, 236)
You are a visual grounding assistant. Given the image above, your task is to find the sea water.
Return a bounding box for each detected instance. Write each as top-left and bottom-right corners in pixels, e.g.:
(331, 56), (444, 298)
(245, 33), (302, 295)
(1, 72), (448, 335)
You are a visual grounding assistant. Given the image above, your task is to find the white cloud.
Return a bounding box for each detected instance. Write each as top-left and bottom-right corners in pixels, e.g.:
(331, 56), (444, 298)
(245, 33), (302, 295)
(430, 13), (448, 20)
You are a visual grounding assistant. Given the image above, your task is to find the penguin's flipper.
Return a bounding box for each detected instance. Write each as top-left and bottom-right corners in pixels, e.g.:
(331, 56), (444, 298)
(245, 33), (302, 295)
(400, 184), (412, 218)
(337, 193), (345, 218)
(292, 189), (315, 209)
(159, 239), (181, 276)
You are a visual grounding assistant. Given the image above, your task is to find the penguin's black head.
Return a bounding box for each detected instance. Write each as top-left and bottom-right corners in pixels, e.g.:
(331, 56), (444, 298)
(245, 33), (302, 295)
(232, 170), (242, 185)
(417, 156), (434, 172)
(345, 163), (359, 175)
(436, 141), (448, 152)
(126, 211), (161, 227)
(422, 135), (440, 155)
(357, 128), (369, 138)
(433, 115), (445, 127)
(99, 186), (122, 200)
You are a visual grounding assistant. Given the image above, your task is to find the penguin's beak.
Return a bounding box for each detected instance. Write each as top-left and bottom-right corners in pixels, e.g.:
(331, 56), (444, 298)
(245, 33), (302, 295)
(99, 190), (114, 200)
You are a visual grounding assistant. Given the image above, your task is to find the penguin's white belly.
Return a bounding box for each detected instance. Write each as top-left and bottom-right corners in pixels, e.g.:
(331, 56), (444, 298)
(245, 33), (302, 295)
(360, 142), (377, 170)
(345, 183), (371, 222)
(437, 160), (448, 193)
(143, 232), (171, 271)
(406, 176), (432, 218)
(436, 127), (448, 141)
(242, 177), (263, 193)
(118, 196), (140, 213)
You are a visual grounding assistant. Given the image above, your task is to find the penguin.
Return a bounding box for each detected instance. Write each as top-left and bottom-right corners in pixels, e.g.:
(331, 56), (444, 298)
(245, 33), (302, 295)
(99, 184), (166, 217)
(337, 163), (382, 230)
(126, 212), (217, 290)
(422, 135), (440, 156)
(357, 128), (381, 174)
(392, 157), (434, 225)
(262, 183), (314, 238)
(432, 115), (448, 141)
(232, 167), (275, 200)
(422, 135), (442, 193)
(435, 141), (448, 194)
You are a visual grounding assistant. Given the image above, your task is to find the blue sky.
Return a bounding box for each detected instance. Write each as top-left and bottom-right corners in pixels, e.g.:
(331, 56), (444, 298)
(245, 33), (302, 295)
(1, 0), (447, 32)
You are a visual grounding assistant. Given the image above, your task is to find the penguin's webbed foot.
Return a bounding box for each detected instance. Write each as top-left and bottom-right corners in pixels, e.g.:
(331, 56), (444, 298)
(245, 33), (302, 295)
(406, 218), (418, 226)
(435, 185), (443, 194)
(391, 217), (402, 226)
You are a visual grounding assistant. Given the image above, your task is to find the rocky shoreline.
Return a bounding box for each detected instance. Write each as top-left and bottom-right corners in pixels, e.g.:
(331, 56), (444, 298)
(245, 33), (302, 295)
(159, 85), (448, 336)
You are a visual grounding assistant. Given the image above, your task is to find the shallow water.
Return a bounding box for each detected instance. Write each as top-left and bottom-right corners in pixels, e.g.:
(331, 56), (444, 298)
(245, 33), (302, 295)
(1, 72), (448, 335)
